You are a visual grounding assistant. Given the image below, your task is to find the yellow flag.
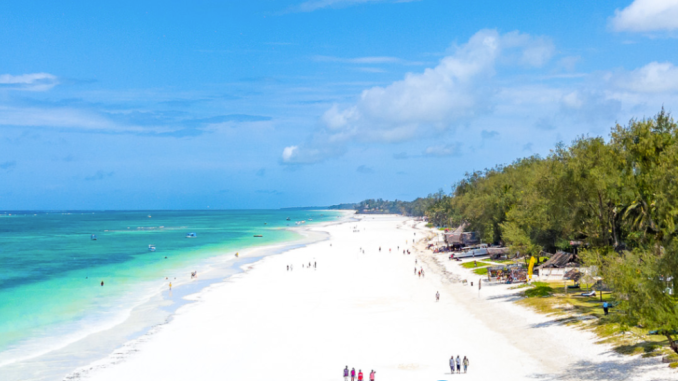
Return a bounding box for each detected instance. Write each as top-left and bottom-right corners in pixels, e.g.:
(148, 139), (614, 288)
(528, 256), (536, 280)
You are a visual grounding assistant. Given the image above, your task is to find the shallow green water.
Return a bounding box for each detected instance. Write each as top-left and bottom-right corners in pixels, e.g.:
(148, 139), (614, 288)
(0, 210), (337, 365)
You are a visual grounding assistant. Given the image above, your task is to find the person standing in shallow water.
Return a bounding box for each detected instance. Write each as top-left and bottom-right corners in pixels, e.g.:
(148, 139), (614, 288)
(100, 280), (104, 286)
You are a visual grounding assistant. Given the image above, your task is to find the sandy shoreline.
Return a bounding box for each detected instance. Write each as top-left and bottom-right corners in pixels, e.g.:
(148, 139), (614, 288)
(67, 215), (672, 381)
(1, 214), (348, 381)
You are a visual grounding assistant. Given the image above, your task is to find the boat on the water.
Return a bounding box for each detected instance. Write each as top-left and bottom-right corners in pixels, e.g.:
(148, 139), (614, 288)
(90, 234), (97, 240)
(253, 234), (263, 237)
(186, 232), (197, 238)
(148, 245), (156, 252)
(286, 217), (291, 221)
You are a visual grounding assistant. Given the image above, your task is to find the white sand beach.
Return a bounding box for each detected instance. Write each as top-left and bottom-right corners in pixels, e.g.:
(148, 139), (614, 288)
(72, 215), (673, 381)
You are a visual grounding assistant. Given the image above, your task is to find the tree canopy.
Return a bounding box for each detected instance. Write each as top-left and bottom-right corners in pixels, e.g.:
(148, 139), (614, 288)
(423, 109), (678, 353)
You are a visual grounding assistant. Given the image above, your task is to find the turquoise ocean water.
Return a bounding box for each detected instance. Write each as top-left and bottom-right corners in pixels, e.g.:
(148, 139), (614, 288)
(0, 210), (338, 370)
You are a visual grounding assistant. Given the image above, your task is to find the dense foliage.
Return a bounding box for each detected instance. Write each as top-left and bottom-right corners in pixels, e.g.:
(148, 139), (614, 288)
(424, 110), (678, 353)
(330, 197), (437, 216)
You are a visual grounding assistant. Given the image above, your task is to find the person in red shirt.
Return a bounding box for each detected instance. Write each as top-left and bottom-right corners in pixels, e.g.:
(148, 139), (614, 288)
(358, 369), (364, 381)
(370, 370), (376, 380)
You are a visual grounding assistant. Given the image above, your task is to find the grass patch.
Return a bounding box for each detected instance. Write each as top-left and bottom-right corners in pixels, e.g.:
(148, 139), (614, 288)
(516, 285), (675, 357)
(524, 282), (554, 297)
(509, 283), (533, 290)
(461, 261), (490, 269)
(473, 267), (488, 275)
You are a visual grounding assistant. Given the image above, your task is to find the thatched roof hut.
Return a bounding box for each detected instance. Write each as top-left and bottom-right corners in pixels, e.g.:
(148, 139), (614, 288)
(536, 251), (579, 269)
(487, 247), (509, 259)
(563, 269), (581, 282)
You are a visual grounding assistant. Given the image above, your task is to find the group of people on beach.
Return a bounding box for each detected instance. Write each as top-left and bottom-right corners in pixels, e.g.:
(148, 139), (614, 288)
(343, 366), (375, 381)
(286, 261), (316, 271)
(450, 355), (470, 374)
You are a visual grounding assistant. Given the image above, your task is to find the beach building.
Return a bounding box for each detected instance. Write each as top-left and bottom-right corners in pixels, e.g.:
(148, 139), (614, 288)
(487, 263), (528, 283)
(535, 251), (581, 280)
(443, 224), (479, 247)
(487, 246), (509, 260)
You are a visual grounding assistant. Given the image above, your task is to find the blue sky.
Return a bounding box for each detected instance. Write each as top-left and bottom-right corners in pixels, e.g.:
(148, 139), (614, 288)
(1, 0), (678, 209)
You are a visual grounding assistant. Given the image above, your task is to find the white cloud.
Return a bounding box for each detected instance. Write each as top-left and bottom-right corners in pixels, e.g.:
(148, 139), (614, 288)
(610, 0), (678, 32)
(282, 146), (298, 162)
(612, 61), (678, 93)
(282, 29), (554, 164)
(0, 73), (59, 91)
(559, 90), (622, 124)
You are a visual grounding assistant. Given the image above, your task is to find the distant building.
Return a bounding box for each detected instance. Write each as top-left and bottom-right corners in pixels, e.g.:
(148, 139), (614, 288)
(443, 230), (479, 246)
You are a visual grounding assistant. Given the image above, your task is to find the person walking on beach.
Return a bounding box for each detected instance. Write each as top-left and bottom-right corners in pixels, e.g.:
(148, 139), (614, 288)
(358, 369), (364, 381)
(456, 355), (461, 374)
(463, 356), (469, 373)
(436, 291), (440, 301)
(450, 356), (455, 374)
(369, 370), (375, 381)
(344, 366), (349, 381)
(351, 367), (356, 381)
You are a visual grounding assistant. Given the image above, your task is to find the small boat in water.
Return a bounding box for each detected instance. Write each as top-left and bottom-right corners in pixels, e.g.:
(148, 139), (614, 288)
(253, 234), (263, 237)
(286, 217), (291, 221)
(186, 232), (197, 238)
(91, 234), (97, 240)
(148, 245), (156, 252)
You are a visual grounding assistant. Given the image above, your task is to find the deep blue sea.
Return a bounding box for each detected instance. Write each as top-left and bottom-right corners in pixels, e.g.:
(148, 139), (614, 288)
(0, 209), (338, 369)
